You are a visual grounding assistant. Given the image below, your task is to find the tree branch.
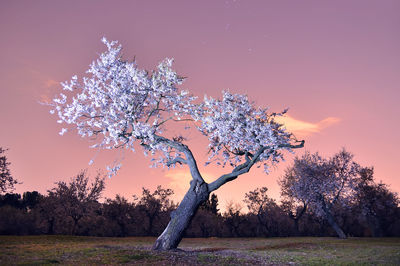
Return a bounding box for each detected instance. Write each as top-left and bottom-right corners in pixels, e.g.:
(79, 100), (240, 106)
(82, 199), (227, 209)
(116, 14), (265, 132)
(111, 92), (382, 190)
(166, 157), (187, 167)
(154, 135), (205, 183)
(208, 140), (305, 192)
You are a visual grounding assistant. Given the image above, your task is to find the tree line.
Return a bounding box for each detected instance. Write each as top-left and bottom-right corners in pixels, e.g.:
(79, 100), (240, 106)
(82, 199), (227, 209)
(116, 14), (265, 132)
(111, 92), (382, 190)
(1, 148), (399, 238)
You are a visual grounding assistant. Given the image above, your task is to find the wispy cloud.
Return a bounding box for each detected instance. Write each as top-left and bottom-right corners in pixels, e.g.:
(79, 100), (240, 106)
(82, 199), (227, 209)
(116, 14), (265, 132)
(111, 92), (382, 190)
(44, 79), (59, 88)
(275, 115), (340, 137)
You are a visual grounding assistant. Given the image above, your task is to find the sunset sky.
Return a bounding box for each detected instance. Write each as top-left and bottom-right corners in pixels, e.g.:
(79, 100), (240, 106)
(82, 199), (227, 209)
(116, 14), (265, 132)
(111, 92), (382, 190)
(1, 0), (399, 211)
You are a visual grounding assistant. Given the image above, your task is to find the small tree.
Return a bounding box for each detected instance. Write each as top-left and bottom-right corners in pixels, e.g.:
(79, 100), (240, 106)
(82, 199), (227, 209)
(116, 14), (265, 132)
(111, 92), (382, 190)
(136, 186), (175, 236)
(280, 149), (359, 239)
(280, 172), (308, 236)
(200, 193), (219, 215)
(355, 167), (399, 236)
(49, 171), (105, 235)
(103, 195), (134, 236)
(50, 38), (304, 250)
(280, 198), (307, 236)
(223, 201), (244, 237)
(244, 187), (279, 236)
(0, 147), (18, 194)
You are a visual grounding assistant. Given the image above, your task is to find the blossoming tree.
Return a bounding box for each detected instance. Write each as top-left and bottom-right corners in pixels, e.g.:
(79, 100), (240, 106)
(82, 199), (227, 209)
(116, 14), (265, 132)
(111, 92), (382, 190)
(51, 38), (304, 250)
(279, 149), (359, 239)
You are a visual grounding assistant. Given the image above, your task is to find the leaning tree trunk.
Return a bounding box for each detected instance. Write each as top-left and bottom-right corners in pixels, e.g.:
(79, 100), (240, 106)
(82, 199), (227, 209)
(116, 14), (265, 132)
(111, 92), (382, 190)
(324, 209), (346, 239)
(152, 179), (209, 250)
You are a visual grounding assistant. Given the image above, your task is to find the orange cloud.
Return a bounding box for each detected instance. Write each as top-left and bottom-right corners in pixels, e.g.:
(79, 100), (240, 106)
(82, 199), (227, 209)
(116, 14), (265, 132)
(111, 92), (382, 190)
(164, 168), (215, 194)
(275, 115), (340, 137)
(44, 79), (59, 88)
(38, 80), (59, 104)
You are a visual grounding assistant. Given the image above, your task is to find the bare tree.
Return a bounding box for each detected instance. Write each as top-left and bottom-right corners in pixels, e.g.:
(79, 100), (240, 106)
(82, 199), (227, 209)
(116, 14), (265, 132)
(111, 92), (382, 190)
(49, 38), (304, 250)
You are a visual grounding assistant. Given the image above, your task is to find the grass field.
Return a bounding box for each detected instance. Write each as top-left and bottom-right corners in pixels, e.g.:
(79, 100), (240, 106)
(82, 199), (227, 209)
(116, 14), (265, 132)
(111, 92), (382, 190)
(0, 235), (399, 265)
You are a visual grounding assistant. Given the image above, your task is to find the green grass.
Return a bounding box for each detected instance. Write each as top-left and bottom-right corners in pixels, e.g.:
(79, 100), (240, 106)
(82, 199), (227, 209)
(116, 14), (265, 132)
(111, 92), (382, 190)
(0, 235), (399, 265)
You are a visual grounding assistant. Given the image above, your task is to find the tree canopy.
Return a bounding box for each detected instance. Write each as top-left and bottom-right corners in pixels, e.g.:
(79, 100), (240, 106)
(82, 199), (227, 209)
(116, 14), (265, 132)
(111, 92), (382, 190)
(50, 38), (303, 180)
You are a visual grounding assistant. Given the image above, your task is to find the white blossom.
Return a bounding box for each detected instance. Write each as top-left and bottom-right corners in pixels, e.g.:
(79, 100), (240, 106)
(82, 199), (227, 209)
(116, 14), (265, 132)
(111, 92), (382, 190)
(51, 38), (301, 176)
(280, 149), (359, 217)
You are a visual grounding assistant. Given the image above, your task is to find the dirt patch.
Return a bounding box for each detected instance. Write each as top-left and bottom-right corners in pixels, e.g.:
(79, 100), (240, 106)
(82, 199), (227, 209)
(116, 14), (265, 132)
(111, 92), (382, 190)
(195, 247), (229, 252)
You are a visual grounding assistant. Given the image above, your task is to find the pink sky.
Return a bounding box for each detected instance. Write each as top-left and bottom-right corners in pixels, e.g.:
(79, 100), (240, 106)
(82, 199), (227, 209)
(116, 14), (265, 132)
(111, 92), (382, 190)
(1, 0), (399, 211)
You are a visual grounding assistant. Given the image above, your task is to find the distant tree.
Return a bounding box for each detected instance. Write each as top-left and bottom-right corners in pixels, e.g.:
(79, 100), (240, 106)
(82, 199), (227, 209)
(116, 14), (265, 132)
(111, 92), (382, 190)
(280, 149), (359, 239)
(244, 187), (279, 236)
(0, 193), (22, 208)
(0, 147), (18, 194)
(186, 193), (221, 237)
(50, 38), (304, 250)
(223, 201), (244, 237)
(200, 193), (219, 215)
(48, 171), (105, 235)
(354, 167), (399, 236)
(136, 186), (175, 236)
(280, 173), (308, 235)
(22, 191), (41, 211)
(103, 195), (134, 237)
(280, 198), (307, 236)
(35, 194), (59, 234)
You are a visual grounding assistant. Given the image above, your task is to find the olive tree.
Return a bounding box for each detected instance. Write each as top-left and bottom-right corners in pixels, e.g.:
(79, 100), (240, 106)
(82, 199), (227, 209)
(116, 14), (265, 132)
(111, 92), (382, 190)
(280, 149), (359, 239)
(50, 38), (304, 250)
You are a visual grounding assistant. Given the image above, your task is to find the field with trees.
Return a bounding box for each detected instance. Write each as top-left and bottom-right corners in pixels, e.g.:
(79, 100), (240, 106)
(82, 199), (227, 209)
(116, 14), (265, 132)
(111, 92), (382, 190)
(1, 36), (400, 264)
(1, 235), (399, 265)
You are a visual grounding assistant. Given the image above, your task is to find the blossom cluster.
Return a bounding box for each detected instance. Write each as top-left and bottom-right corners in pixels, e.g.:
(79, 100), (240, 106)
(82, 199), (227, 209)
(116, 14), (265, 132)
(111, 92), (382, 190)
(198, 91), (292, 173)
(51, 38), (296, 175)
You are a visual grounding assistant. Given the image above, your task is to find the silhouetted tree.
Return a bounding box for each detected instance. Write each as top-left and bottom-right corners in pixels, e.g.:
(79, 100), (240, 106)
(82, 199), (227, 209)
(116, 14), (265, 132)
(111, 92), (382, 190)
(136, 186), (175, 236)
(0, 147), (18, 194)
(244, 187), (279, 236)
(22, 191), (41, 211)
(355, 167), (399, 236)
(280, 199), (307, 236)
(35, 194), (59, 234)
(200, 193), (219, 215)
(103, 195), (134, 236)
(186, 193), (221, 237)
(0, 193), (22, 208)
(223, 201), (244, 237)
(48, 170), (105, 235)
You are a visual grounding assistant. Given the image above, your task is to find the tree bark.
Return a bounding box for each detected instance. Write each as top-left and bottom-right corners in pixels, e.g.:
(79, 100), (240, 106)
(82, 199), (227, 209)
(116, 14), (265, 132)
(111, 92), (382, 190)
(152, 180), (209, 250)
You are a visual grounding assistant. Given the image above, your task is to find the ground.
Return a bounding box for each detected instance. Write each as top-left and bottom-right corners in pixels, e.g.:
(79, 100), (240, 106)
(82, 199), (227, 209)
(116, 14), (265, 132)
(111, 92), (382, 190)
(0, 236), (399, 265)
